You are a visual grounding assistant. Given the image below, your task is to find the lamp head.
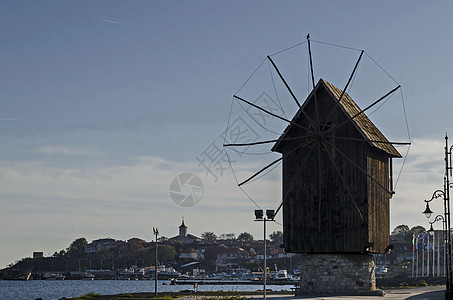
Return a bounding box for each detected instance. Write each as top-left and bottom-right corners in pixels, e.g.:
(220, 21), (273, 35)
(384, 244), (394, 254)
(255, 209), (264, 220)
(428, 224), (435, 235)
(266, 210), (275, 221)
(423, 203), (433, 219)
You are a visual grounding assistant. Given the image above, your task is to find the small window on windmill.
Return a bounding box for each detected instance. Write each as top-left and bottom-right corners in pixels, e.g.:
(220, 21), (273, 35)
(320, 121), (335, 158)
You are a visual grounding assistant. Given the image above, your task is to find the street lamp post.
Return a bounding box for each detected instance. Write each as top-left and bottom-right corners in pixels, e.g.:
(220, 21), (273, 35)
(447, 133), (453, 298)
(422, 133), (453, 299)
(153, 227), (159, 297)
(255, 209), (275, 300)
(424, 187), (451, 295)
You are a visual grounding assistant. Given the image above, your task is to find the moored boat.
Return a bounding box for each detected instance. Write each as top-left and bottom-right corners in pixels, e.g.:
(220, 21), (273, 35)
(3, 270), (32, 280)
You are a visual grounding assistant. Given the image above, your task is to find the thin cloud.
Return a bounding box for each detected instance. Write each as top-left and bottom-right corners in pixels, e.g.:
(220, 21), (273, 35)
(35, 145), (106, 156)
(101, 19), (124, 25)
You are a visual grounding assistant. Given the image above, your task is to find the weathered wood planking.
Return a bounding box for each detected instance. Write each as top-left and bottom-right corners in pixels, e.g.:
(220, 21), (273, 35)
(273, 79), (399, 254)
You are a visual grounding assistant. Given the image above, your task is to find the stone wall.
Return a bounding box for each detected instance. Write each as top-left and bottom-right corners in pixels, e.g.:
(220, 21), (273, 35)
(298, 253), (382, 296)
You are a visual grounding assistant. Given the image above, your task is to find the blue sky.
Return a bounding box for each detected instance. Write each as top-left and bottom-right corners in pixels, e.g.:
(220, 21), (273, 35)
(1, 1), (453, 268)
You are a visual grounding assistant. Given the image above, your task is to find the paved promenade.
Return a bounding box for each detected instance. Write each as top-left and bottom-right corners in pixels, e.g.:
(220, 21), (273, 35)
(241, 286), (445, 300)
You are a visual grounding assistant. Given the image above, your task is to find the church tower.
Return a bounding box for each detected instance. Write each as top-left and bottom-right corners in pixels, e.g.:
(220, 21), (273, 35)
(179, 219), (188, 237)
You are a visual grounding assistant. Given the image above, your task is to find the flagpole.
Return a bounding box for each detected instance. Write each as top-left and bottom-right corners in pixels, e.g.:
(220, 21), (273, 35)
(417, 234), (419, 278)
(427, 233), (430, 277)
(433, 231), (436, 277)
(422, 234), (425, 277)
(438, 231), (440, 276)
(412, 234), (415, 278)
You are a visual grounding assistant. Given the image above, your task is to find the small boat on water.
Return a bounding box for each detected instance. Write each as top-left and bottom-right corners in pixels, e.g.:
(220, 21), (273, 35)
(44, 273), (65, 280)
(157, 266), (181, 279)
(3, 270), (31, 280)
(272, 269), (292, 280)
(81, 273), (95, 280)
(149, 265), (181, 279)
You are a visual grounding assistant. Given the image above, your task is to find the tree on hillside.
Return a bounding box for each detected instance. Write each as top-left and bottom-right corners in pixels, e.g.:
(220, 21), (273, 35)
(66, 238), (87, 257)
(410, 225), (426, 236)
(237, 232), (254, 242)
(53, 250), (65, 257)
(225, 233), (236, 240)
(391, 225), (412, 242)
(201, 232), (217, 241)
(392, 224), (410, 236)
(392, 225), (427, 243)
(157, 244), (177, 261)
(219, 233), (236, 240)
(269, 231), (283, 244)
(129, 244), (177, 266)
(159, 236), (168, 243)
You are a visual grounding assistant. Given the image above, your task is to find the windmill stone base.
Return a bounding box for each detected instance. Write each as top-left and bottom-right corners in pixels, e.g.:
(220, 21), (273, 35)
(297, 253), (384, 296)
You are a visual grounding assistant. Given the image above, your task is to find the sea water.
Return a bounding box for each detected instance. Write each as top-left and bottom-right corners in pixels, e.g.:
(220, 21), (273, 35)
(0, 280), (293, 300)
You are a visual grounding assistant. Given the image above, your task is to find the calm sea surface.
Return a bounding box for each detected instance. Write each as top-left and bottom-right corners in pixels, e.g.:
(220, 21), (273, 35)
(0, 280), (293, 300)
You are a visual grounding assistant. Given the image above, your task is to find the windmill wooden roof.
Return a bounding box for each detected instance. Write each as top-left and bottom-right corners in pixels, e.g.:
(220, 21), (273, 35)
(272, 79), (402, 158)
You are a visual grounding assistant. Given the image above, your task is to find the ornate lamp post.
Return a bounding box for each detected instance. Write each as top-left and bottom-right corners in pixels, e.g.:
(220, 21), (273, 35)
(422, 133), (453, 299)
(255, 209), (275, 300)
(423, 187), (451, 295)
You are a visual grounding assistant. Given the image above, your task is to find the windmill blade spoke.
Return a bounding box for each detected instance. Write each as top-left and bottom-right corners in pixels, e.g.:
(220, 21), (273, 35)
(267, 55), (301, 108)
(238, 157), (282, 187)
(324, 138), (393, 195)
(274, 201), (283, 218)
(234, 95), (290, 123)
(223, 135), (311, 148)
(324, 51), (364, 123)
(233, 95), (311, 133)
(323, 85), (401, 137)
(238, 137), (315, 187)
(267, 56), (320, 131)
(369, 140), (411, 146)
(307, 34), (315, 89)
(348, 85), (401, 122)
(224, 139), (279, 147)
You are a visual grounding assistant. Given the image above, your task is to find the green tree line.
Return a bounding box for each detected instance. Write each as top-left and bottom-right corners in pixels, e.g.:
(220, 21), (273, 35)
(391, 224), (426, 243)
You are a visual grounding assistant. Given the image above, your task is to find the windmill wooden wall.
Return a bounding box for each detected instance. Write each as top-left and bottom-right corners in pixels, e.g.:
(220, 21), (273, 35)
(273, 79), (399, 254)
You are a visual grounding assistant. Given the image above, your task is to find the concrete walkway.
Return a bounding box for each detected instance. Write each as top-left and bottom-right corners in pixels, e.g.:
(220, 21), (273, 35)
(240, 286), (446, 300)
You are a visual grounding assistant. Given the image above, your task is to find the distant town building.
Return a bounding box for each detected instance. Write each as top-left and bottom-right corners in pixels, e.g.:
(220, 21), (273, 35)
(85, 238), (116, 253)
(179, 248), (197, 259)
(33, 252), (43, 259)
(169, 220), (201, 244)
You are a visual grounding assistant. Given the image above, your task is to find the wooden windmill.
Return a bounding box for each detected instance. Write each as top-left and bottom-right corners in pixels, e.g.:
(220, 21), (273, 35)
(271, 78), (401, 254)
(224, 36), (410, 295)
